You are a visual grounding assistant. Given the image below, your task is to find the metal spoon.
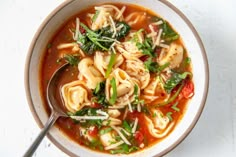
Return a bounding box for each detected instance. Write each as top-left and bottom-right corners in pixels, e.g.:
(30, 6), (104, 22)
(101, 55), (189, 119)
(24, 63), (69, 157)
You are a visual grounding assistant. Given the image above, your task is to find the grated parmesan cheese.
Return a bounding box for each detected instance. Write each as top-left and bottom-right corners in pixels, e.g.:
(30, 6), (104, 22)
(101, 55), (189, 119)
(104, 141), (124, 150)
(152, 28), (163, 49)
(57, 43), (77, 49)
(132, 117), (138, 133)
(111, 125), (131, 145)
(109, 15), (117, 38)
(159, 43), (170, 49)
(74, 18), (80, 41)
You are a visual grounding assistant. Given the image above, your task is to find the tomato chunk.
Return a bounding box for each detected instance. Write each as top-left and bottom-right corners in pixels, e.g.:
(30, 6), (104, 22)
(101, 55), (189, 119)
(91, 102), (102, 108)
(182, 81), (194, 99)
(88, 126), (98, 136)
(134, 131), (144, 144)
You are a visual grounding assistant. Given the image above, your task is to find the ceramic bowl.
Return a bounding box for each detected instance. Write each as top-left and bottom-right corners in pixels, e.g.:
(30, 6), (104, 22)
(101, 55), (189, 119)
(25, 0), (209, 156)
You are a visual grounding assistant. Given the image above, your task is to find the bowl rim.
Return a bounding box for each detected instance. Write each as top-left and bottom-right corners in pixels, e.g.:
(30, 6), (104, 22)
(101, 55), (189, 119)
(24, 0), (209, 156)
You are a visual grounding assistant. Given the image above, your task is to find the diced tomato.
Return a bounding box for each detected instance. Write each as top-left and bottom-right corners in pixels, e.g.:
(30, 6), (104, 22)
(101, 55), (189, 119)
(88, 126), (98, 136)
(140, 55), (149, 62)
(182, 81), (194, 99)
(134, 131), (144, 144)
(91, 102), (102, 108)
(79, 26), (86, 34)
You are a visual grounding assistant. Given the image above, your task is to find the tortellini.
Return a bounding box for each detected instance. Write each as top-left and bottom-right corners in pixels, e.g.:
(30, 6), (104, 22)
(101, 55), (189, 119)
(116, 41), (144, 59)
(145, 109), (174, 138)
(94, 51), (124, 76)
(143, 77), (170, 104)
(78, 58), (105, 89)
(124, 58), (150, 89)
(105, 68), (139, 107)
(158, 43), (184, 69)
(61, 80), (90, 113)
(91, 5), (124, 30)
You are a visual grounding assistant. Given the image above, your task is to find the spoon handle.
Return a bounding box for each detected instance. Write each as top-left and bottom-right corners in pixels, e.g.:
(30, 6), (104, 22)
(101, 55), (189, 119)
(23, 112), (59, 157)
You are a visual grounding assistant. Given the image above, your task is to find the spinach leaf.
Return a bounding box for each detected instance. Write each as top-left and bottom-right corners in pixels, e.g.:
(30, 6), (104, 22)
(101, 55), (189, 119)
(122, 120), (132, 133)
(136, 37), (155, 57)
(116, 22), (131, 40)
(164, 72), (192, 93)
(63, 54), (80, 66)
(93, 81), (109, 107)
(78, 22), (130, 55)
(157, 62), (170, 73)
(73, 108), (97, 116)
(157, 83), (184, 107)
(150, 16), (179, 42)
(162, 21), (179, 42)
(144, 58), (158, 73)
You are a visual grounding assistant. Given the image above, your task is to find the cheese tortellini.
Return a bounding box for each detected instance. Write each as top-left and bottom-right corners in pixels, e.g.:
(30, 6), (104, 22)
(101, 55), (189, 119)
(61, 80), (90, 113)
(105, 68), (139, 107)
(145, 109), (174, 138)
(158, 43), (184, 69)
(143, 77), (170, 104)
(78, 58), (105, 89)
(94, 51), (124, 76)
(124, 58), (150, 89)
(116, 41), (144, 59)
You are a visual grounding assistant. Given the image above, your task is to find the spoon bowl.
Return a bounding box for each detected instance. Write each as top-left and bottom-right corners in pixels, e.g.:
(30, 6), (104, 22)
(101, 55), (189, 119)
(24, 63), (69, 157)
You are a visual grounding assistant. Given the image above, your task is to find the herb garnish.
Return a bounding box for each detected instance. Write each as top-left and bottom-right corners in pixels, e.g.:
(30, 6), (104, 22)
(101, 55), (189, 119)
(144, 58), (170, 74)
(171, 102), (180, 112)
(105, 51), (116, 78)
(166, 112), (173, 121)
(109, 77), (117, 104)
(132, 84), (144, 105)
(92, 81), (109, 107)
(136, 37), (155, 57)
(164, 72), (192, 93)
(156, 83), (184, 107)
(63, 54), (80, 66)
(122, 120), (132, 133)
(110, 143), (139, 154)
(99, 127), (112, 135)
(77, 22), (130, 55)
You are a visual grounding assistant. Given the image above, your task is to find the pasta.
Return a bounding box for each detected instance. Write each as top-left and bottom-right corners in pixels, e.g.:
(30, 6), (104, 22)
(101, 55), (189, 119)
(41, 3), (194, 155)
(78, 58), (104, 89)
(61, 81), (90, 113)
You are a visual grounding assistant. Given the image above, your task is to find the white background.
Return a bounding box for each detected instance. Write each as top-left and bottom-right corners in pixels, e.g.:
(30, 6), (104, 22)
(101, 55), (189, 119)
(0, 0), (236, 156)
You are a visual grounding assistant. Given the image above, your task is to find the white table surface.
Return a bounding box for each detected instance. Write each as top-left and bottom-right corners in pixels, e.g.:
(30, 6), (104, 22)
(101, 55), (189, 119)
(0, 0), (235, 156)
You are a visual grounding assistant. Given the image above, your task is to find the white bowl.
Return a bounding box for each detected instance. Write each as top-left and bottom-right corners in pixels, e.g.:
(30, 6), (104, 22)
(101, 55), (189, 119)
(25, 0), (209, 156)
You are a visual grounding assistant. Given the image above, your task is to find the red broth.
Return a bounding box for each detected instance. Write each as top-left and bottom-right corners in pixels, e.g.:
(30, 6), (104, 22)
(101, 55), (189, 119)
(40, 3), (193, 154)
